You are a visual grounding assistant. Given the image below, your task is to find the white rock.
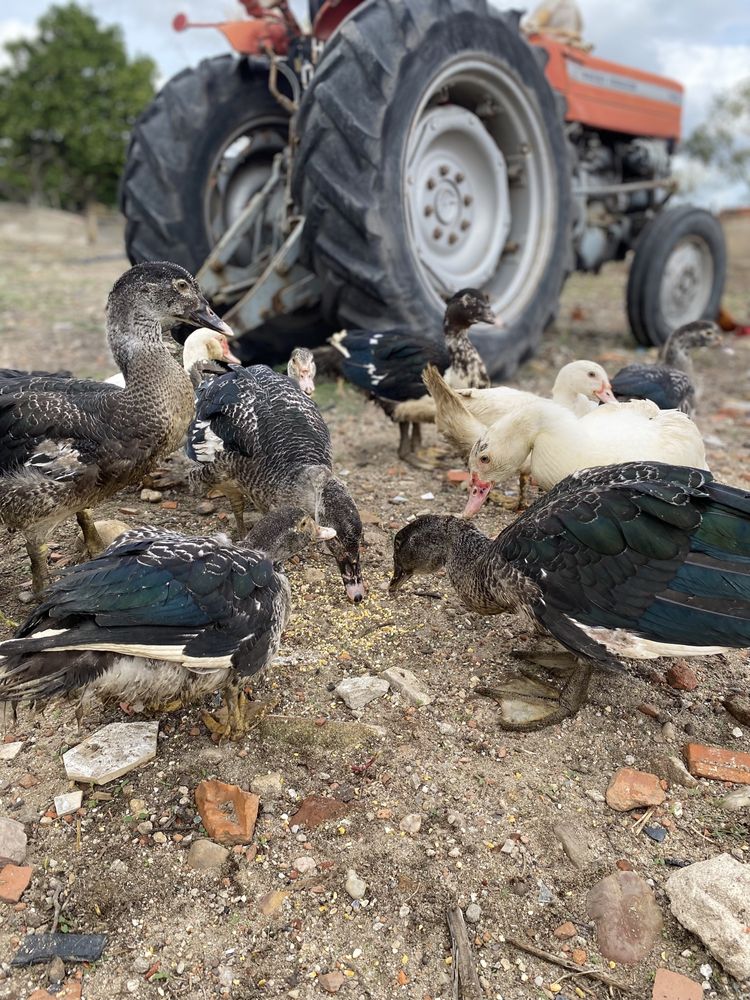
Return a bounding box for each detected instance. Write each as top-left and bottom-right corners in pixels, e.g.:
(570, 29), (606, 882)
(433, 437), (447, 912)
(383, 667), (433, 707)
(731, 727), (743, 739)
(186, 839), (229, 871)
(666, 853), (750, 980)
(345, 869), (367, 900)
(0, 817), (27, 864)
(585, 789), (606, 803)
(721, 788), (750, 812)
(420, 492), (435, 501)
(293, 856), (316, 875)
(62, 722), (159, 785)
(465, 903), (481, 924)
(140, 488), (162, 503)
(0, 742), (23, 761)
(399, 813), (422, 835)
(54, 790), (83, 817)
(250, 772), (284, 798)
(334, 675), (390, 712)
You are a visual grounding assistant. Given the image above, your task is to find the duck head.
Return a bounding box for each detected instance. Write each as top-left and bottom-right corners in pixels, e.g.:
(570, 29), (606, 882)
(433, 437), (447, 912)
(288, 347), (317, 395)
(320, 478), (365, 603)
(554, 360), (616, 405)
(444, 288), (497, 333)
(463, 419), (532, 517)
(244, 506), (336, 565)
(389, 515), (452, 592)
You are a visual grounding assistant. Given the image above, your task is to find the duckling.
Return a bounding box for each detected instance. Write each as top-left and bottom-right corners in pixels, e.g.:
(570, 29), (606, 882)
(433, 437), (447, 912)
(0, 506), (334, 739)
(611, 320), (722, 415)
(0, 262), (230, 594)
(287, 347), (316, 395)
(320, 289), (494, 466)
(390, 462), (750, 730)
(189, 364), (365, 602)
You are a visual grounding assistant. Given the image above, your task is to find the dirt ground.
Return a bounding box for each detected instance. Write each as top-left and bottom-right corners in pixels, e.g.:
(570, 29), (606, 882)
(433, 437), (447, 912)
(0, 203), (749, 1000)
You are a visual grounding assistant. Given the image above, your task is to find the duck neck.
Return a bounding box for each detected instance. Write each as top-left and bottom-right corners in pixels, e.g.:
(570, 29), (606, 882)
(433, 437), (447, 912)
(661, 335), (694, 376)
(441, 517), (509, 614)
(107, 307), (190, 396)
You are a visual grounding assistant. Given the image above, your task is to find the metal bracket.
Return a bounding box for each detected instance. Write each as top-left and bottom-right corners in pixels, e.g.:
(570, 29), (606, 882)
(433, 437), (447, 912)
(223, 222), (320, 332)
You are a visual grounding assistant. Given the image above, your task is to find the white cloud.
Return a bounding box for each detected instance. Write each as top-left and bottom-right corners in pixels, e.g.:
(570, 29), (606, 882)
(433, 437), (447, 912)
(655, 41), (750, 134)
(0, 18), (37, 68)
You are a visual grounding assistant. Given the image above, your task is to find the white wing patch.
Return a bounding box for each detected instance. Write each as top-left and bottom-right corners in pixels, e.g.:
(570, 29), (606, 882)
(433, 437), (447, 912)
(191, 421), (225, 463)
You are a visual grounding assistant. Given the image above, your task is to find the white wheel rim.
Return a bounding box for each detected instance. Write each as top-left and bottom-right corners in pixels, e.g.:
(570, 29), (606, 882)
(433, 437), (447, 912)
(659, 236), (714, 329)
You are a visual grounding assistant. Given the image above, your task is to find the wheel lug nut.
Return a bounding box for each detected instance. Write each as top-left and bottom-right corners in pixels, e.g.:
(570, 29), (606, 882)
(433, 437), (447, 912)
(433, 227), (443, 240)
(460, 220), (470, 231)
(439, 165), (450, 177)
(424, 205), (434, 217)
(448, 233), (458, 245)
(455, 172), (464, 183)
(426, 178), (436, 190)
(463, 195), (473, 207)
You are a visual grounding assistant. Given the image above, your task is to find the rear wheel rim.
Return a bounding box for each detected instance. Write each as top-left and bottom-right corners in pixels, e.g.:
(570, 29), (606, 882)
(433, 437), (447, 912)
(658, 236), (714, 329)
(404, 55), (557, 324)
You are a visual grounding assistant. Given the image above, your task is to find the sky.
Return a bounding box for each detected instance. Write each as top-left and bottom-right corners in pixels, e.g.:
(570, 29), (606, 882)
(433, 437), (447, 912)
(1, 0), (749, 206)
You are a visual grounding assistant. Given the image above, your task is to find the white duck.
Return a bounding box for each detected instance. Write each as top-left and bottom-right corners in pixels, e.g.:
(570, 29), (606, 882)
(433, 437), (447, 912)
(464, 395), (708, 515)
(105, 328), (239, 387)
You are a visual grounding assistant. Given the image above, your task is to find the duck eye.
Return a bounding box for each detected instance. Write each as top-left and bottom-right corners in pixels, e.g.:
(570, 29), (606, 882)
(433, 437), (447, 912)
(588, 371), (596, 378)
(173, 278), (190, 293)
(479, 455), (490, 464)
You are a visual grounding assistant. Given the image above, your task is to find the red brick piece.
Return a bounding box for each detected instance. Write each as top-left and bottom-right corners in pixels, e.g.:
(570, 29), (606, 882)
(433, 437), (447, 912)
(605, 767), (666, 811)
(290, 795), (349, 830)
(652, 967), (703, 1000)
(553, 921), (576, 939)
(194, 780), (259, 845)
(446, 469), (470, 483)
(0, 864), (32, 903)
(684, 743), (750, 784)
(665, 661), (698, 691)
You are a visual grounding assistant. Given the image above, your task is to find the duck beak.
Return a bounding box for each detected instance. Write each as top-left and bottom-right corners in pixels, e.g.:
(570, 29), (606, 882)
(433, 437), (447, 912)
(595, 382), (617, 404)
(388, 569), (412, 594)
(315, 525), (337, 541)
(462, 472), (493, 517)
(221, 340), (241, 365)
(480, 304), (497, 325)
(297, 371), (316, 396)
(189, 301), (234, 337)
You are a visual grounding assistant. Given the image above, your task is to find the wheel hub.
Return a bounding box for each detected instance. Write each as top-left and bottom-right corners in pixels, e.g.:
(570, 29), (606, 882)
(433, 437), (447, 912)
(406, 105), (511, 291)
(659, 237), (714, 329)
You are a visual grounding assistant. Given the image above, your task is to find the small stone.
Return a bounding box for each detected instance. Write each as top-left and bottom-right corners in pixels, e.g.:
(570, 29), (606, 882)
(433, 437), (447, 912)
(553, 820), (595, 869)
(0, 864), (32, 903)
(54, 791), (82, 817)
(195, 779), (259, 845)
(257, 889), (287, 915)
(699, 963), (712, 980)
(399, 904), (410, 918)
(62, 722), (159, 785)
(666, 853), (750, 980)
(661, 722), (676, 741)
(132, 957), (151, 974)
(140, 488), (162, 503)
(605, 767), (666, 811)
(186, 839), (229, 871)
(318, 971), (345, 994)
(651, 754), (699, 789)
(638, 703), (662, 720)
(344, 870), (367, 900)
(196, 500), (217, 515)
(465, 903), (481, 924)
(665, 661), (698, 691)
(0, 817), (27, 865)
(18, 772), (38, 788)
(136, 821), (153, 835)
(553, 921), (576, 939)
(152, 832), (167, 844)
(399, 813), (422, 835)
(644, 824), (667, 843)
(586, 871), (663, 964)
(389, 495), (408, 504)
(129, 798), (148, 814)
(571, 949), (587, 965)
(724, 695), (750, 726)
(382, 666), (433, 707)
(293, 856), (316, 875)
(731, 726), (743, 739)
(46, 956), (65, 984)
(0, 742), (23, 761)
(250, 772), (284, 798)
(684, 742), (750, 784)
(334, 675), (389, 712)
(18, 591), (33, 604)
(585, 789), (605, 803)
(290, 795), (349, 830)
(720, 788), (750, 811)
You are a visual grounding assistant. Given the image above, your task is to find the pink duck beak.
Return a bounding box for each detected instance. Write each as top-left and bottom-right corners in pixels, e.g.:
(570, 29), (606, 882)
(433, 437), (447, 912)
(462, 472), (493, 517)
(595, 382), (617, 404)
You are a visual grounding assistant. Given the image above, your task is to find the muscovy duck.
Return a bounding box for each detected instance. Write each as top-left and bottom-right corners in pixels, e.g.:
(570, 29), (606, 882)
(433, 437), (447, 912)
(0, 262), (230, 593)
(188, 364), (365, 602)
(611, 320), (722, 415)
(287, 347), (316, 396)
(0, 506), (334, 738)
(390, 462), (750, 730)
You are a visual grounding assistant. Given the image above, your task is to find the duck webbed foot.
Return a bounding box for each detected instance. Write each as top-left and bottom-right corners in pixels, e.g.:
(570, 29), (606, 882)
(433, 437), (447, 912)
(397, 422), (434, 470)
(76, 509), (105, 557)
(475, 654), (593, 732)
(201, 684), (275, 741)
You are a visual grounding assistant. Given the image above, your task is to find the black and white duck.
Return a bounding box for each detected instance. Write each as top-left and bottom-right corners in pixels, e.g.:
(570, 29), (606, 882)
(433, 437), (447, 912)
(0, 506), (334, 738)
(188, 364), (365, 602)
(319, 289), (494, 466)
(611, 320), (722, 415)
(0, 262), (230, 594)
(390, 462), (750, 730)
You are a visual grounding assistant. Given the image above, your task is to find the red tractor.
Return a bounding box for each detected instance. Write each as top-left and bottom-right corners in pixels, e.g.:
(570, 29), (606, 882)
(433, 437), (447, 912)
(120, 0), (726, 376)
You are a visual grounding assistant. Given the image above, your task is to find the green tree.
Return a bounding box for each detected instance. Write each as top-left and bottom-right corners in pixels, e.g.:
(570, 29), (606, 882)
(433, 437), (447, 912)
(684, 78), (750, 195)
(0, 3), (156, 211)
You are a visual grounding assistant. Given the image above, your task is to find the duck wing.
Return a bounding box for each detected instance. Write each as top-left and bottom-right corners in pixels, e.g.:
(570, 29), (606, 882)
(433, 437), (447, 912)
(333, 329), (450, 402)
(494, 462), (750, 664)
(422, 365), (486, 457)
(611, 363), (692, 411)
(0, 376), (120, 480)
(0, 528), (284, 701)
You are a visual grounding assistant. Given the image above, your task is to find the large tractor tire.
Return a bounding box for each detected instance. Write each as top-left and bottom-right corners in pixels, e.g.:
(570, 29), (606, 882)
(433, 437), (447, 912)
(120, 56), (324, 363)
(626, 205), (726, 347)
(292, 0), (571, 379)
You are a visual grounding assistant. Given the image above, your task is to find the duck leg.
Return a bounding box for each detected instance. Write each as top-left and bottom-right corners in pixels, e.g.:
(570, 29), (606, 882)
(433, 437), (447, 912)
(25, 531), (51, 596)
(475, 658), (593, 732)
(516, 470), (531, 512)
(218, 482), (246, 538)
(76, 509), (105, 557)
(397, 421), (433, 470)
(201, 683), (276, 741)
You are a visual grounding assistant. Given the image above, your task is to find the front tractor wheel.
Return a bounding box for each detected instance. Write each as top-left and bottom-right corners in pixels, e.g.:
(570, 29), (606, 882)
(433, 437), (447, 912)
(626, 205), (727, 347)
(120, 56), (324, 363)
(292, 0), (571, 379)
